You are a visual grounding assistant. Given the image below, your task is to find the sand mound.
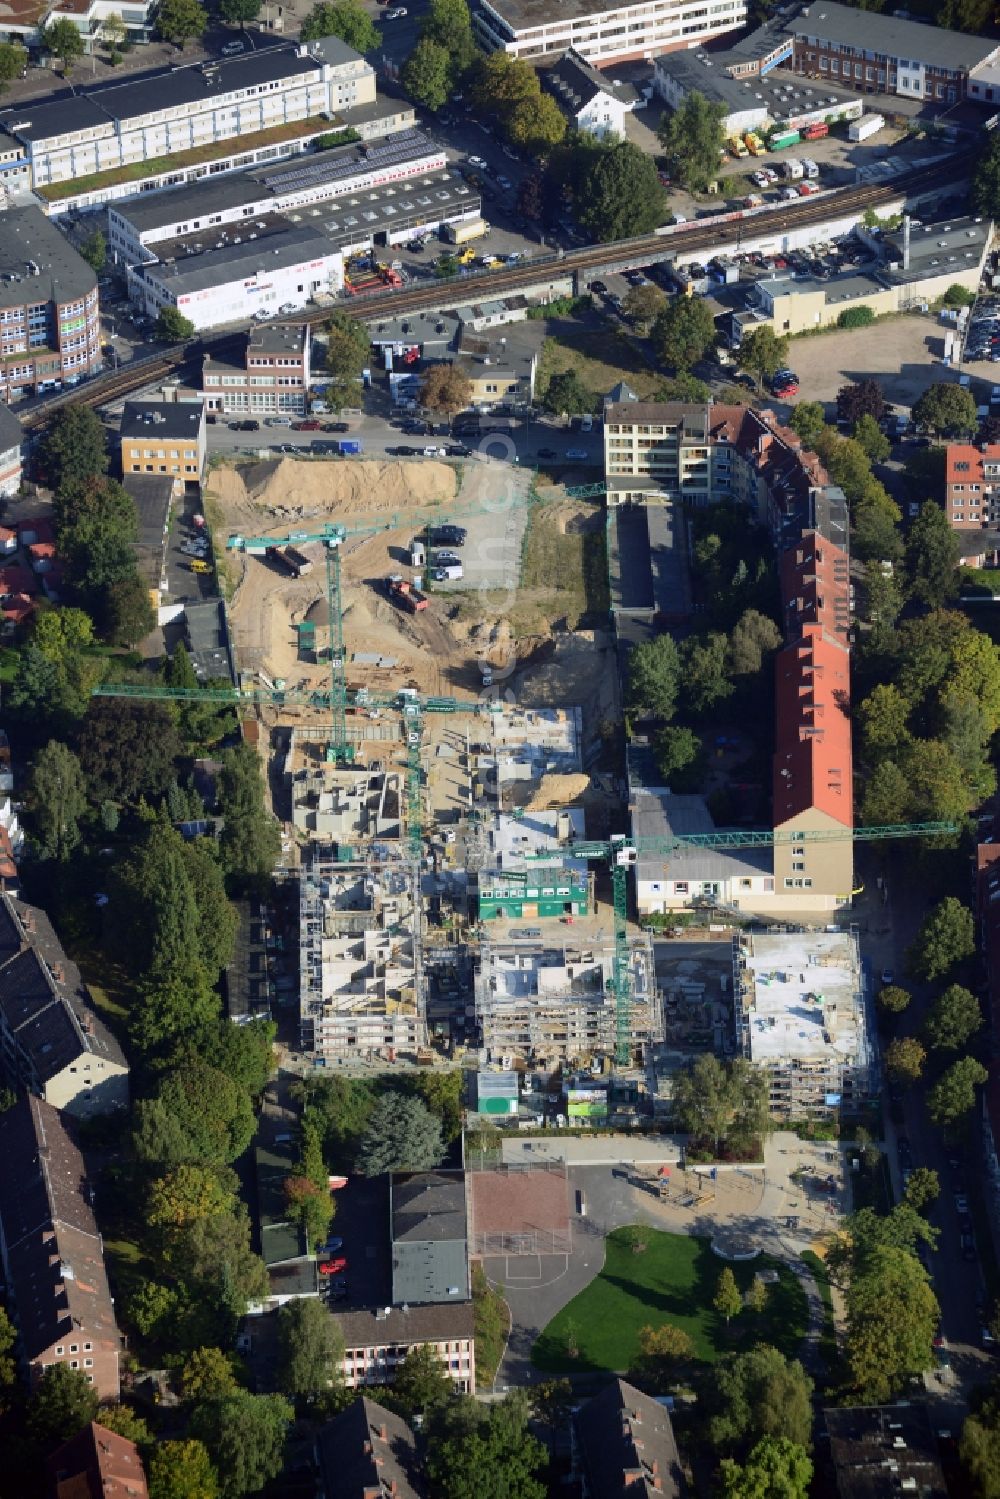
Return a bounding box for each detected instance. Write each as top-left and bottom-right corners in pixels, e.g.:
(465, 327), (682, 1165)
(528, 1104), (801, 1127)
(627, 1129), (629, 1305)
(208, 457), (458, 531)
(515, 773), (591, 810)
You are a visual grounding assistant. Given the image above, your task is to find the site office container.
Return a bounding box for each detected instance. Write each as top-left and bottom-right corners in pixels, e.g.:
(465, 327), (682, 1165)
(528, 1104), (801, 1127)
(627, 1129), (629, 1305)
(770, 129), (801, 151)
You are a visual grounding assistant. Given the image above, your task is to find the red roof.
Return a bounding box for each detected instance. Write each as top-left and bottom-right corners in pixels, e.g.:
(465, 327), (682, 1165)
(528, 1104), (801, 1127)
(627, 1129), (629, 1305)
(773, 624), (853, 829)
(0, 565), (37, 597)
(779, 531), (851, 646)
(1, 594), (34, 624)
(946, 442), (998, 487)
(49, 1422), (149, 1499)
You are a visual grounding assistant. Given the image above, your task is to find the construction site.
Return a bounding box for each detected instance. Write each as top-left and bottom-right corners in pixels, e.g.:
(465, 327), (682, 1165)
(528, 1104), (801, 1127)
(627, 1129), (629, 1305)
(733, 927), (875, 1119)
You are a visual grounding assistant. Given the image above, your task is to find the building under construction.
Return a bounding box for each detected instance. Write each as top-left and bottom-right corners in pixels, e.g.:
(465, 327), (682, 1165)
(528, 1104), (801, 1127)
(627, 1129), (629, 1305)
(475, 934), (660, 1069)
(733, 927), (875, 1119)
(299, 845), (424, 1061)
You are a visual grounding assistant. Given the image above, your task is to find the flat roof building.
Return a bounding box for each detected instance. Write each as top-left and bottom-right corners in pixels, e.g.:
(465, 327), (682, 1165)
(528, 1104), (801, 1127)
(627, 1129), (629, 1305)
(390, 1171), (469, 1306)
(474, 0), (746, 65)
(202, 322), (311, 419)
(120, 400), (206, 486)
(654, 52), (863, 137)
(825, 1404), (947, 1499)
(333, 1301), (475, 1393)
(299, 848), (424, 1062)
(734, 927), (874, 1118)
(0, 205), (101, 404)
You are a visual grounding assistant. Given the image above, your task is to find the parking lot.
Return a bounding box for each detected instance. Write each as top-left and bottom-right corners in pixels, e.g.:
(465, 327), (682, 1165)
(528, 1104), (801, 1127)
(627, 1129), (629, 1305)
(766, 313), (968, 414)
(430, 461), (533, 593)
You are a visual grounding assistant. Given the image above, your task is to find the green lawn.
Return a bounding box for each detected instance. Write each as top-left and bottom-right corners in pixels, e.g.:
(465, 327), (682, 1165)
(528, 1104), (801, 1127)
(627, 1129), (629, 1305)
(532, 1227), (808, 1376)
(536, 320), (662, 404)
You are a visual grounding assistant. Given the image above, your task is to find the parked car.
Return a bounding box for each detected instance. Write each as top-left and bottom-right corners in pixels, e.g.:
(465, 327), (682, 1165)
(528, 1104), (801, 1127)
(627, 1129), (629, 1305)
(292, 419), (321, 431)
(445, 444), (470, 457)
(590, 280), (608, 294)
(565, 448), (589, 460)
(537, 447), (558, 460)
(319, 1257), (348, 1275)
(426, 524), (466, 545)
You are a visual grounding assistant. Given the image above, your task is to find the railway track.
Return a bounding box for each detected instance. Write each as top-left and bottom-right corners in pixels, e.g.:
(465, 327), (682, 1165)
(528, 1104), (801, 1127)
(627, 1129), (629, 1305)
(19, 155), (961, 431)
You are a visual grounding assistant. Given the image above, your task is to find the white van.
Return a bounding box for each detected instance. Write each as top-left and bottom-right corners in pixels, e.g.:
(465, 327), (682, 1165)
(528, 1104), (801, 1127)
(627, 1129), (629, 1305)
(580, 413), (593, 433)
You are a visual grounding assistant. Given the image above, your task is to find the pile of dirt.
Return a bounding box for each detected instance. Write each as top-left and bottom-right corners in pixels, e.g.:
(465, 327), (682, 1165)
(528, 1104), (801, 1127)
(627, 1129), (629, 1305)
(516, 772), (592, 809)
(207, 456), (458, 532)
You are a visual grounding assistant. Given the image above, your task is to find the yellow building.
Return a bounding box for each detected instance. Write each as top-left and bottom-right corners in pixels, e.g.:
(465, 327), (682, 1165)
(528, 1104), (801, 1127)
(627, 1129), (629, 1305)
(120, 400), (206, 487)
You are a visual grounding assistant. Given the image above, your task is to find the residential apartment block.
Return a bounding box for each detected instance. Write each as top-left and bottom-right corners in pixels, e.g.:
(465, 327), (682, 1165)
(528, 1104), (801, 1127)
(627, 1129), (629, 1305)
(543, 48), (630, 136)
(946, 442), (1000, 529)
(299, 848), (424, 1061)
(474, 0), (746, 66)
(784, 0), (1000, 101)
(0, 1095), (122, 1398)
(0, 405), (23, 498)
(333, 1302), (475, 1393)
(475, 933), (660, 1068)
(315, 1399), (424, 1499)
(0, 893), (128, 1118)
(202, 322), (311, 418)
(0, 206), (101, 403)
(573, 1379), (686, 1499)
(49, 1423), (149, 1499)
(120, 400), (206, 485)
(734, 927), (874, 1119)
(0, 39), (377, 198)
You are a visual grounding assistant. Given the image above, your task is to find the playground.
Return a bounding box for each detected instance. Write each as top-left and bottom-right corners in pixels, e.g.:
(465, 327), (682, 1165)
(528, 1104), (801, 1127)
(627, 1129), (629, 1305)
(530, 1226), (809, 1376)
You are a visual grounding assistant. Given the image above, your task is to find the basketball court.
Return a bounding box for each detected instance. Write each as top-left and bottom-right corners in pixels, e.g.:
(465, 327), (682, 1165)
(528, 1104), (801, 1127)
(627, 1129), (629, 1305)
(467, 1163), (574, 1290)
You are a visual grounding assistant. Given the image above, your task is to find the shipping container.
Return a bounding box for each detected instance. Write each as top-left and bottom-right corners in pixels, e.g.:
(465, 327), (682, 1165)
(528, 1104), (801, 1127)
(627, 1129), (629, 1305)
(802, 120), (829, 140)
(771, 129), (801, 151)
(848, 113), (884, 142)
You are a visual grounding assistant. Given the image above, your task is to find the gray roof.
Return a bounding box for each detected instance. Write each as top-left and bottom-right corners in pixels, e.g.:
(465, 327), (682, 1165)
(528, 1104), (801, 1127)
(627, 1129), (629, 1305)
(0, 894), (127, 1081)
(248, 321), (309, 357)
(123, 475), (172, 551)
(333, 1299), (475, 1348)
(630, 789), (772, 885)
(142, 225), (337, 297)
(121, 401), (204, 443)
(255, 126), (436, 194)
(305, 34), (366, 67)
(545, 48), (619, 115)
(825, 1404), (947, 1499)
(316, 1398), (426, 1499)
(185, 599), (233, 682)
(576, 1380), (685, 1499)
(785, 1), (998, 70)
(0, 403), (22, 453)
(883, 214), (990, 281)
(654, 52), (861, 122)
(0, 1095), (121, 1364)
(391, 1171), (469, 1306)
(0, 206), (97, 312)
(112, 172), (269, 235)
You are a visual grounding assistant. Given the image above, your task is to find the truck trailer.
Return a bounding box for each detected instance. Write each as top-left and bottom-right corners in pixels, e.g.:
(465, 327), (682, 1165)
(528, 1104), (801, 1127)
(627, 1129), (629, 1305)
(442, 217), (488, 245)
(849, 113), (884, 142)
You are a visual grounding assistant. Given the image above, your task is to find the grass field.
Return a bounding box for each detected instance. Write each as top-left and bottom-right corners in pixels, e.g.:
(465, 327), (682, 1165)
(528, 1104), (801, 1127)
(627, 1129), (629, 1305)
(514, 501), (609, 633)
(532, 1228), (809, 1375)
(536, 320), (662, 404)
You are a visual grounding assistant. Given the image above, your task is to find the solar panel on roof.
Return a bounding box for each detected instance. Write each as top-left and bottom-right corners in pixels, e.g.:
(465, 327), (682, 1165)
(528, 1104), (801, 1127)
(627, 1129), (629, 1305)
(259, 128), (433, 196)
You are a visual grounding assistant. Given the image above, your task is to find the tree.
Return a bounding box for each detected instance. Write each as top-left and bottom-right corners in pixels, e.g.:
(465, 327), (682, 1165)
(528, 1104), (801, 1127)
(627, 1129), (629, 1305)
(728, 609), (782, 677)
(391, 1343), (454, 1417)
(43, 18), (83, 69)
(845, 1246), (938, 1401)
(149, 1165), (239, 1239)
(181, 1347), (241, 1403)
(0, 42), (26, 89)
(852, 412), (891, 464)
(906, 500), (960, 608)
(709, 1345), (814, 1454)
(100, 12), (126, 47)
(658, 90), (726, 191)
(878, 984), (911, 1016)
(908, 896), (975, 982)
(573, 138), (666, 241)
(961, 1398), (1000, 1499)
(651, 296), (716, 371)
(837, 378), (886, 426)
(420, 362), (471, 416)
(924, 983), (982, 1052)
(656, 372), (711, 403)
(106, 571), (156, 647)
(627, 632), (680, 720)
(131, 956), (221, 1061)
(300, 0), (381, 49)
(654, 724), (701, 787)
(324, 308), (371, 409)
(156, 307), (195, 343)
(424, 1390), (546, 1499)
(189, 1392), (293, 1499)
(507, 93), (566, 153)
(720, 1437), (812, 1499)
(927, 1055), (988, 1129)
(27, 1364), (99, 1447)
(113, 822), (204, 980)
(738, 327), (789, 390)
(356, 1094), (444, 1175)
(912, 381), (977, 437)
(182, 840), (240, 977)
(542, 368), (592, 416)
(28, 739), (87, 861)
(276, 1298), (344, 1399)
(973, 131), (1000, 219)
(138, 1060), (253, 1168)
(401, 38), (452, 112)
(884, 1036), (926, 1085)
(155, 0), (207, 45)
(903, 1166), (940, 1215)
(219, 0), (260, 23)
(148, 1440), (220, 1499)
(41, 407), (108, 496)
(0, 1306), (16, 1393)
(745, 1274), (769, 1315)
(789, 401), (826, 447)
(471, 51), (540, 121)
(516, 173), (544, 221)
(631, 1322), (695, 1390)
(421, 0), (476, 71)
(714, 1266), (743, 1325)
(79, 229), (106, 273)
(217, 744), (281, 895)
(623, 283), (666, 334)
(671, 1054), (770, 1153)
(679, 631), (732, 715)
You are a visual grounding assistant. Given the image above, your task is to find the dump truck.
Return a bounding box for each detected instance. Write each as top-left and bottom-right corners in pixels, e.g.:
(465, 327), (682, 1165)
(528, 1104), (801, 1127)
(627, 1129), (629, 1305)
(387, 575), (428, 612)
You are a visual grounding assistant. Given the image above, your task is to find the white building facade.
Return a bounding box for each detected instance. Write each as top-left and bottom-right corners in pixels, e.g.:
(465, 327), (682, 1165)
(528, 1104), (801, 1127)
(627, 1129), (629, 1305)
(475, 0), (746, 65)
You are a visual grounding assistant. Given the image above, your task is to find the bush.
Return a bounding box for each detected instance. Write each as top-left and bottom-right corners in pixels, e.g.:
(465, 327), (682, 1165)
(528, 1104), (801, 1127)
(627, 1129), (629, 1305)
(837, 306), (876, 329)
(314, 127), (361, 150)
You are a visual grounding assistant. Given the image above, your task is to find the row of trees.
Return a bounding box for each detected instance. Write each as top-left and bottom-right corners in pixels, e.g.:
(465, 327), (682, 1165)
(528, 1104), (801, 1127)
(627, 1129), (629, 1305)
(299, 1068), (463, 1175)
(402, 0), (477, 114)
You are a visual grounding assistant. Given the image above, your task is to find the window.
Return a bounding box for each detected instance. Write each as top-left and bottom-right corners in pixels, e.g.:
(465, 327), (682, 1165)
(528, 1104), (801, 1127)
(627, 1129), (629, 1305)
(674, 881), (689, 894)
(55, 1346), (64, 1356)
(70, 1344), (78, 1354)
(84, 1358), (93, 1368)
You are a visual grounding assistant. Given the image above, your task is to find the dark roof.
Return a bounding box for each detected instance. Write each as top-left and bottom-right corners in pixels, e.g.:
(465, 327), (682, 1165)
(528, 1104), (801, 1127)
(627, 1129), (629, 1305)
(0, 403), (22, 453)
(316, 1397), (425, 1499)
(184, 599), (234, 682)
(256, 1144), (308, 1266)
(0, 94), (111, 144)
(121, 401), (204, 443)
(123, 475), (173, 551)
(545, 48), (618, 114)
(111, 172), (270, 234)
(333, 1300), (475, 1347)
(605, 401), (710, 435)
(248, 321), (309, 358)
(0, 206), (97, 312)
(785, 1), (997, 70)
(88, 47), (319, 125)
(143, 226), (336, 296)
(390, 1171), (469, 1306)
(0, 894), (126, 1081)
(576, 1380), (686, 1499)
(825, 1404), (948, 1499)
(0, 1095), (121, 1364)
(392, 1172), (467, 1243)
(304, 34), (366, 68)
(49, 1422), (149, 1499)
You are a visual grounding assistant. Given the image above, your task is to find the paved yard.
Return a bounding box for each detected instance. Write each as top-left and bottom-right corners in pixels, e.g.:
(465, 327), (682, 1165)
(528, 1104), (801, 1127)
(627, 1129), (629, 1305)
(771, 314), (963, 416)
(431, 461), (533, 593)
